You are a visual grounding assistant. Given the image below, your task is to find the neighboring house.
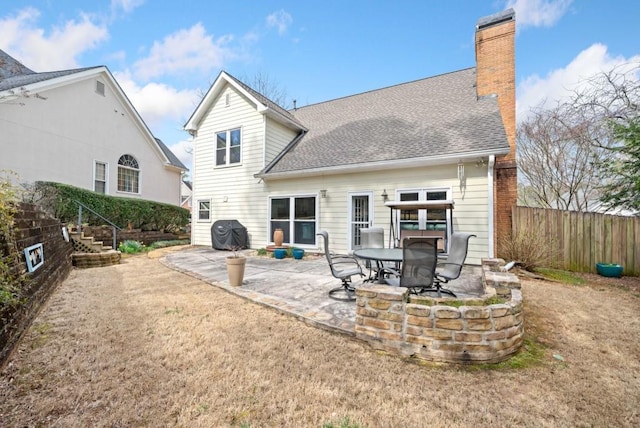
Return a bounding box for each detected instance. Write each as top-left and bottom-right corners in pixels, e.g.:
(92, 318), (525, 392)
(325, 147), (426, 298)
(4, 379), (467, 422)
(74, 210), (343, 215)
(0, 49), (187, 206)
(185, 9), (517, 264)
(181, 180), (193, 211)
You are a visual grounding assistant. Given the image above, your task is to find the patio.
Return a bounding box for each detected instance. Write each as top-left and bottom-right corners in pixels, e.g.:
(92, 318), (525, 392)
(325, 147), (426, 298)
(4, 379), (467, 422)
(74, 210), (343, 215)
(160, 246), (485, 336)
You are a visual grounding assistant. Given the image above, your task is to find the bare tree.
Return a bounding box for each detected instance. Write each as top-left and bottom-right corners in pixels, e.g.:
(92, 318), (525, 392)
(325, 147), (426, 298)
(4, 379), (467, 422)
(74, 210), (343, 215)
(518, 63), (640, 211)
(241, 71), (290, 109)
(517, 101), (607, 210)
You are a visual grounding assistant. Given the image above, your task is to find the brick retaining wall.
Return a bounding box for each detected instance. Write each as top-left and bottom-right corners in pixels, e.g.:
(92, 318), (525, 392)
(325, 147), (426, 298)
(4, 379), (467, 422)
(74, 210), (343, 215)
(1, 203), (73, 366)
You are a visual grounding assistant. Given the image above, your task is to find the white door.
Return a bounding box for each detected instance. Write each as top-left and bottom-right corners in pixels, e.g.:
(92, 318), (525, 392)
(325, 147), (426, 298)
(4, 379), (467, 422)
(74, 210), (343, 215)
(348, 192), (374, 252)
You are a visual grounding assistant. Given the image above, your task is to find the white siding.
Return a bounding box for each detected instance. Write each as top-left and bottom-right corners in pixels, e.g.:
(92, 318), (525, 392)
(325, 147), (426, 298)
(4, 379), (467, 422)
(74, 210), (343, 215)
(264, 119), (297, 165)
(0, 73), (182, 205)
(262, 162), (489, 264)
(191, 84), (270, 246)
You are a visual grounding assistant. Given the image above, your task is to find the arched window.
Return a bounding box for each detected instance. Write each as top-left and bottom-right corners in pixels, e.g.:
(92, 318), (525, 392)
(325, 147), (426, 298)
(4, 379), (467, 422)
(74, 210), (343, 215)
(117, 154), (140, 193)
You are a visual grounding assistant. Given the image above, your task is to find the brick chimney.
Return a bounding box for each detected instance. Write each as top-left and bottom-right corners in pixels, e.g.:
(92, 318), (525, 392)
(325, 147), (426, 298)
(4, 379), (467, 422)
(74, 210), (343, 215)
(475, 8), (517, 255)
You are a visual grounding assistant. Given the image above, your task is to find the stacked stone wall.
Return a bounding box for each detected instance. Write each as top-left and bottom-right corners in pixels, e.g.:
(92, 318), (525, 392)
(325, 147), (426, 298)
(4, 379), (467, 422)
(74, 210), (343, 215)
(355, 259), (523, 364)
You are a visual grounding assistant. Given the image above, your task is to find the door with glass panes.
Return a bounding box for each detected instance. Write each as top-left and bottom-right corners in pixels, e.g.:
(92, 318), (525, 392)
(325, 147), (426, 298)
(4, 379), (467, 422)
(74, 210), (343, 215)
(397, 188), (451, 251)
(348, 192), (373, 252)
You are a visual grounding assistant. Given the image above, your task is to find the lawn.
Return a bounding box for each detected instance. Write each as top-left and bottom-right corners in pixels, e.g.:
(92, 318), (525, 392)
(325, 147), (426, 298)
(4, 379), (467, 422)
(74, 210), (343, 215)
(1, 249), (638, 427)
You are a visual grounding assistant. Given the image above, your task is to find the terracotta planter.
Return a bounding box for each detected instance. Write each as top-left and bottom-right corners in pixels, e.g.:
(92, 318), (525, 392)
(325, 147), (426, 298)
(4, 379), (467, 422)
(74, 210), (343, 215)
(273, 228), (284, 247)
(226, 256), (246, 286)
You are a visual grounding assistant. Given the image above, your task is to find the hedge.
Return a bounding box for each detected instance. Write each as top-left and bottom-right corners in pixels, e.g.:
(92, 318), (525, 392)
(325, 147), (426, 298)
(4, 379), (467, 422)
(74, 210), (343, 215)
(34, 182), (190, 232)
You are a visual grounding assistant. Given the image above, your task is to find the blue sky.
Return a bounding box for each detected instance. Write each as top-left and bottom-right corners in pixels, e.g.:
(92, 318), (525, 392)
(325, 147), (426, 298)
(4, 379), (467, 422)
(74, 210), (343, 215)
(2, 0), (639, 174)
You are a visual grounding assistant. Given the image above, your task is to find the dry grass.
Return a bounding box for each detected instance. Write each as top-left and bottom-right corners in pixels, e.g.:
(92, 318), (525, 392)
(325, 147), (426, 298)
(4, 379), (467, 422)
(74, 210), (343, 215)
(1, 249), (639, 427)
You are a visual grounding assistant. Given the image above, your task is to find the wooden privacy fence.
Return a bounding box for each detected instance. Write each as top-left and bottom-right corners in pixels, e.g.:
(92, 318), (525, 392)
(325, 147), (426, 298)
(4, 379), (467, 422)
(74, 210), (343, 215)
(512, 206), (640, 276)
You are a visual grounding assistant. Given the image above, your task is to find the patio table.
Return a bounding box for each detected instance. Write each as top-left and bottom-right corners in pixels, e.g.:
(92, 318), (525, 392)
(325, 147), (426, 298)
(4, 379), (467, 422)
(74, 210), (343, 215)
(353, 248), (403, 283)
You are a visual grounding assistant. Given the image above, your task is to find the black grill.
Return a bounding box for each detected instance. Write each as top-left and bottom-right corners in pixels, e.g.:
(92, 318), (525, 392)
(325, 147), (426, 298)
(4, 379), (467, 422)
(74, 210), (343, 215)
(211, 220), (248, 250)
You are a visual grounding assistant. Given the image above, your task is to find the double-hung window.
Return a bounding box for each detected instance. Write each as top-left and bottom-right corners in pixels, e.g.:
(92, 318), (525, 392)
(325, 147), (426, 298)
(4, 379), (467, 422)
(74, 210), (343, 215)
(270, 196), (317, 246)
(117, 154), (139, 193)
(94, 161), (107, 194)
(216, 128), (241, 166)
(197, 200), (211, 221)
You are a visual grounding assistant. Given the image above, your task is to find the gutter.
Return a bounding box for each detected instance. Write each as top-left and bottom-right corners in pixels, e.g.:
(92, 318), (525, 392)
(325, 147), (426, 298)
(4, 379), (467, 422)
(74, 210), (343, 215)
(255, 148), (509, 180)
(488, 155), (495, 258)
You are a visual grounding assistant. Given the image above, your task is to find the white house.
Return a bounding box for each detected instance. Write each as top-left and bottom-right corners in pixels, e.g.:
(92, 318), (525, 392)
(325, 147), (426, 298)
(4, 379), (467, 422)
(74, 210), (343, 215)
(185, 9), (517, 264)
(0, 49), (187, 206)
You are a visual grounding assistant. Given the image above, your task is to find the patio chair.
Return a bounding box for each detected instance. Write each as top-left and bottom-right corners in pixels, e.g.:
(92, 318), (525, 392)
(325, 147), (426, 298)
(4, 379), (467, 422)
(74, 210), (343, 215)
(317, 231), (365, 301)
(381, 237), (441, 295)
(434, 232), (476, 296)
(360, 227), (386, 281)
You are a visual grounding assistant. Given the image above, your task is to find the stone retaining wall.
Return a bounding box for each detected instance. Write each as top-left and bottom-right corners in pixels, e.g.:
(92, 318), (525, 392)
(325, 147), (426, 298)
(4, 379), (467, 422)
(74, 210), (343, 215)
(354, 259), (523, 364)
(72, 250), (121, 269)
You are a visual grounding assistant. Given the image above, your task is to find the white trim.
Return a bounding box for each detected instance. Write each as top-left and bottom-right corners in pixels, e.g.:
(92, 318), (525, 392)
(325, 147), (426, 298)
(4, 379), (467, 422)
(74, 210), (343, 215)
(347, 191), (374, 252)
(0, 66), (183, 171)
(196, 199), (211, 222)
(488, 155), (495, 258)
(257, 148), (510, 180)
(268, 194), (318, 248)
(93, 160), (108, 194)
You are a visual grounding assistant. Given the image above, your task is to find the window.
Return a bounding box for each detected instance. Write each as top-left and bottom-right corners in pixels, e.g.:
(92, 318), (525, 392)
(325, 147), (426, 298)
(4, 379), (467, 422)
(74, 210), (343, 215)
(117, 154), (139, 193)
(270, 196), (317, 246)
(397, 188), (451, 251)
(216, 128), (241, 166)
(94, 161), (107, 193)
(96, 80), (105, 96)
(197, 200), (211, 221)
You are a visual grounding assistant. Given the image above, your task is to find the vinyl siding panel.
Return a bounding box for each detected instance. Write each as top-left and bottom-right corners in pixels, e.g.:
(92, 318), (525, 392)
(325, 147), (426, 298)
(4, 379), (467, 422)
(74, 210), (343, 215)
(265, 119), (297, 164)
(262, 162), (490, 264)
(191, 84), (269, 246)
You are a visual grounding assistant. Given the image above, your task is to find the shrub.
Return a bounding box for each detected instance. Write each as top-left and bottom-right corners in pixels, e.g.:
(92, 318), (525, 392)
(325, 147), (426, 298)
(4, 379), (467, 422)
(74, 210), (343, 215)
(28, 181), (189, 232)
(0, 172), (25, 309)
(118, 240), (145, 254)
(498, 229), (560, 271)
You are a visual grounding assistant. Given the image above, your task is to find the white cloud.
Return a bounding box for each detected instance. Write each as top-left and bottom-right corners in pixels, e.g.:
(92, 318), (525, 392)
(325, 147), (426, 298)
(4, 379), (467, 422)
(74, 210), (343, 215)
(0, 7), (108, 70)
(132, 23), (235, 80)
(114, 70), (199, 126)
(516, 43), (640, 122)
(266, 10), (292, 35)
(111, 0), (145, 14)
(505, 0), (573, 28)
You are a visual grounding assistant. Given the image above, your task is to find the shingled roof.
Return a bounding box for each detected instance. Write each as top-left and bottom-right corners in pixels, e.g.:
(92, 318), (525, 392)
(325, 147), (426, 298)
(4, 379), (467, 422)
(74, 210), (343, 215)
(260, 68), (509, 176)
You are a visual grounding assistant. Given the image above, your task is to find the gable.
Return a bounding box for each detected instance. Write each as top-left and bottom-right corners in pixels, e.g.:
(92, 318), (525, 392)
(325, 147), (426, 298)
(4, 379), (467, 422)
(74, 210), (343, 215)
(185, 71), (305, 135)
(0, 60), (185, 172)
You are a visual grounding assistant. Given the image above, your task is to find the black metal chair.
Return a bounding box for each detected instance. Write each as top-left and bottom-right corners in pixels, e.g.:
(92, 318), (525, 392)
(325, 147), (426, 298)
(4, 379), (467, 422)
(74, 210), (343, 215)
(382, 237), (441, 295)
(317, 231), (365, 301)
(434, 232), (476, 296)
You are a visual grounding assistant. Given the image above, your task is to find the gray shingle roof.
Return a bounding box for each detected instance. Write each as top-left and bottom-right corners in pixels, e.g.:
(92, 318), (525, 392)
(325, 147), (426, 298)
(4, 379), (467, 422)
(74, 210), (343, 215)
(0, 48), (99, 91)
(155, 138), (187, 170)
(263, 68), (509, 174)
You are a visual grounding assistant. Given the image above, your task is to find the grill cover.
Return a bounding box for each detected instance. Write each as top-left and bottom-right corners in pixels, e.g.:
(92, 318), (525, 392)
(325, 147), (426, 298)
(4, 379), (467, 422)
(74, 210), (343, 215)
(211, 220), (248, 250)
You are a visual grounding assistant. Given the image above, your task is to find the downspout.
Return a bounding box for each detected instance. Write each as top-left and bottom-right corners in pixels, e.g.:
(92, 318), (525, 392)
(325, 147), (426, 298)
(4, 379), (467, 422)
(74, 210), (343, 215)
(487, 155), (495, 258)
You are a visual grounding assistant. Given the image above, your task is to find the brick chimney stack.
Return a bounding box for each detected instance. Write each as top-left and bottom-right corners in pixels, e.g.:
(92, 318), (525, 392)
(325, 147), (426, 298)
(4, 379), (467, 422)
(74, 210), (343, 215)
(475, 8), (517, 255)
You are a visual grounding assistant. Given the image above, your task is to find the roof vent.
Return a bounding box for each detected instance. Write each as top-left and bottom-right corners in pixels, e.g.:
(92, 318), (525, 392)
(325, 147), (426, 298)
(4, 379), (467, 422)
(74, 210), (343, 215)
(96, 80), (105, 96)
